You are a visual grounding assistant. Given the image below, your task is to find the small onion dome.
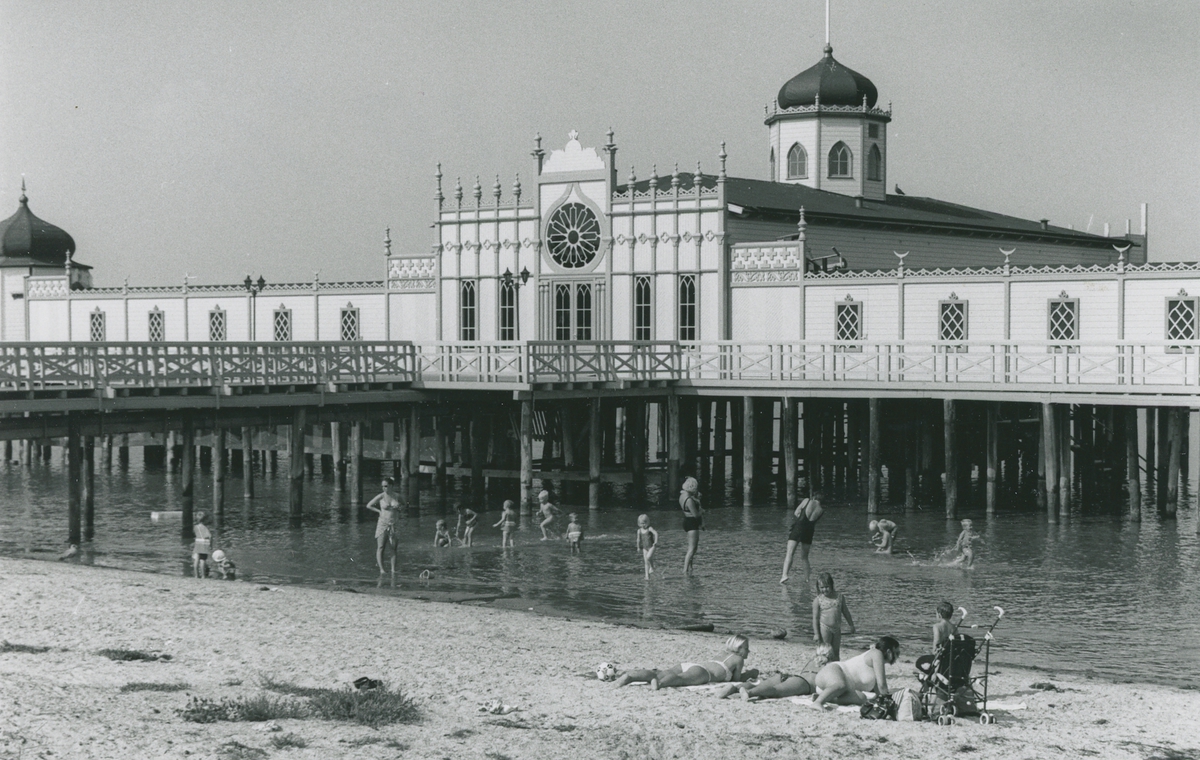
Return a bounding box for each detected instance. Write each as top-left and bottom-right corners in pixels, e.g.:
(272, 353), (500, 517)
(777, 44), (878, 109)
(0, 187), (76, 265)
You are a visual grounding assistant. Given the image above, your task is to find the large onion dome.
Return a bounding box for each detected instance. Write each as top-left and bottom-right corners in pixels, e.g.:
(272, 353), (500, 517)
(0, 184), (76, 266)
(777, 44), (878, 109)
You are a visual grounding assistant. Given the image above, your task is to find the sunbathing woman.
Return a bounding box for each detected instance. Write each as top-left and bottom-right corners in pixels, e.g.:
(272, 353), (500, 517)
(715, 645), (830, 701)
(614, 634), (750, 690)
(812, 636), (899, 708)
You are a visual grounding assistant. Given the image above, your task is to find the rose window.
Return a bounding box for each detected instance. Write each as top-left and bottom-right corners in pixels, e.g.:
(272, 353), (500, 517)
(547, 202), (601, 268)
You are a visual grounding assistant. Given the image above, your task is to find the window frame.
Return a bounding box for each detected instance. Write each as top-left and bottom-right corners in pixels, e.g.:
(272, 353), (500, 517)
(868, 123), (880, 139)
(834, 300), (863, 351)
(459, 280), (477, 341)
(340, 303), (361, 341)
(498, 279), (518, 341)
(634, 275), (653, 341)
(938, 299), (968, 352)
(273, 305), (293, 342)
(769, 148), (776, 182)
(786, 143), (808, 179)
(208, 307), (227, 342)
(1046, 297), (1079, 351)
(147, 307), (166, 343)
(1165, 296), (1198, 353)
(678, 274), (697, 342)
(866, 144), (883, 182)
(828, 142), (853, 178)
(89, 309), (106, 342)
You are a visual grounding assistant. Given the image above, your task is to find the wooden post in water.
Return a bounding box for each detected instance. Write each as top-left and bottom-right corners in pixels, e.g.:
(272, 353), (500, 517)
(212, 428), (226, 516)
(241, 426), (254, 499)
(1156, 406), (1170, 510)
(1145, 407), (1157, 492)
(868, 398), (881, 514)
(1126, 407), (1141, 521)
(166, 430), (178, 470)
(289, 408), (306, 524)
(83, 436), (95, 541)
(561, 405), (576, 470)
(349, 421), (363, 507)
(1043, 402), (1058, 522)
(303, 424), (314, 479)
(435, 414), (447, 491)
(331, 422), (344, 490)
(742, 396), (756, 506)
(629, 400), (646, 495)
(731, 399), (744, 484)
(699, 399), (712, 483)
(1058, 406), (1071, 516)
(667, 395), (682, 496)
(589, 398), (601, 510)
(67, 415), (82, 546)
(181, 415), (195, 539)
(904, 409), (917, 512)
(943, 399), (957, 519)
(986, 402), (999, 515)
(103, 435), (113, 470)
(713, 399), (727, 482)
(1166, 407), (1182, 516)
(782, 396), (797, 508)
(470, 406), (485, 505)
(520, 399), (534, 514)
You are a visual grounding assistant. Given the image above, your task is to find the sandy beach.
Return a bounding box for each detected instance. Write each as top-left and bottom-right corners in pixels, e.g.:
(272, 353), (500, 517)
(0, 557), (1196, 760)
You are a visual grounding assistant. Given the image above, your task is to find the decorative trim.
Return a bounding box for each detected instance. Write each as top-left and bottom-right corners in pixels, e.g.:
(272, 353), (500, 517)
(387, 256), (437, 292)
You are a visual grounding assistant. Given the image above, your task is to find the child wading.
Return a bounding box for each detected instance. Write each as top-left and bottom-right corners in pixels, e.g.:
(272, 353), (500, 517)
(812, 572), (856, 661)
(211, 549), (236, 580)
(951, 519), (982, 568)
(457, 505), (479, 546)
(537, 490), (561, 540)
(636, 514), (658, 579)
(191, 511), (212, 579)
(493, 500), (518, 548)
(434, 519), (453, 547)
(566, 514), (583, 553)
(869, 518), (898, 554)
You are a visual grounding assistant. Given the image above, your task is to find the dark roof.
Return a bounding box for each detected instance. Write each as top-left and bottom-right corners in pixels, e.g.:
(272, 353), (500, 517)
(722, 177), (1128, 248)
(778, 45), (878, 109)
(0, 189), (76, 267)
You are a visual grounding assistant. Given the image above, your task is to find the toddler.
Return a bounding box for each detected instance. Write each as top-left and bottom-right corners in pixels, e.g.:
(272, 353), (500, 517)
(211, 549), (237, 580)
(869, 518), (898, 554)
(951, 519), (981, 568)
(933, 601), (958, 650)
(537, 490), (561, 540)
(434, 519), (453, 547)
(636, 514), (658, 579)
(458, 505), (479, 546)
(566, 514), (583, 553)
(493, 500), (518, 548)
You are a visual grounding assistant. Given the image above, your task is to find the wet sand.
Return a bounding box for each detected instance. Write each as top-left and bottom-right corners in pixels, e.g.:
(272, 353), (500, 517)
(1, 556), (1196, 760)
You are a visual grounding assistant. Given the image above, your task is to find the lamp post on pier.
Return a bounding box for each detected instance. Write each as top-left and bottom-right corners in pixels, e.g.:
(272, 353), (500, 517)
(243, 275), (266, 340)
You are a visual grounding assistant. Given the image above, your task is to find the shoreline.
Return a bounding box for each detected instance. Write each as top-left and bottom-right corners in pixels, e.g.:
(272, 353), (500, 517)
(2, 557), (1198, 759)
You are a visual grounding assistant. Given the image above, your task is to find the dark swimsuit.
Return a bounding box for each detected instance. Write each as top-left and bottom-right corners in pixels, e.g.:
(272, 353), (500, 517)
(789, 500), (818, 544)
(681, 494), (702, 532)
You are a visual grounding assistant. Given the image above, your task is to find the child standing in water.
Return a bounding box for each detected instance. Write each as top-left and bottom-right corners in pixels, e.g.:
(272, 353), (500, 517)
(636, 514), (658, 579)
(191, 511), (212, 579)
(493, 500), (518, 548)
(459, 505), (479, 547)
(433, 519), (453, 547)
(951, 519), (981, 568)
(537, 490), (561, 541)
(869, 518), (898, 554)
(566, 514), (583, 553)
(812, 572), (855, 661)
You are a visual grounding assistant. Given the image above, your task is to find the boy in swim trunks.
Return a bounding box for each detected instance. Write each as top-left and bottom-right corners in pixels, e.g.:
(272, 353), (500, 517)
(457, 505), (479, 546)
(566, 514), (583, 553)
(614, 634), (750, 690)
(492, 500), (518, 548)
(933, 601), (958, 650)
(951, 519), (981, 568)
(869, 518), (898, 554)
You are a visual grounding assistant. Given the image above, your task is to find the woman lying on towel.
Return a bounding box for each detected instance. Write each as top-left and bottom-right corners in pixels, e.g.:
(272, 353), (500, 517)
(812, 635), (899, 707)
(715, 643), (831, 700)
(614, 634), (750, 690)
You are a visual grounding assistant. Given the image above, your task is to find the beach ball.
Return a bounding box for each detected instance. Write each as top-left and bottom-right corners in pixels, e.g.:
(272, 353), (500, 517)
(596, 662), (617, 681)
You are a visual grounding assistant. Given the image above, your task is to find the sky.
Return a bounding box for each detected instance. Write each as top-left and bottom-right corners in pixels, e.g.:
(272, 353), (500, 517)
(1, 0), (1197, 287)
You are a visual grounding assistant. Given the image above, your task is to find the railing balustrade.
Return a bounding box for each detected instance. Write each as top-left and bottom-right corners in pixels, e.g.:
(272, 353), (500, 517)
(1, 340), (1198, 396)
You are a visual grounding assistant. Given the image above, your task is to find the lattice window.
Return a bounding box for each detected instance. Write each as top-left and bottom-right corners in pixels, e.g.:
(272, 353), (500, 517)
(828, 142), (852, 178)
(634, 275), (652, 341)
(867, 144), (883, 181)
(340, 305), (360, 341)
(148, 308), (166, 342)
(89, 309), (106, 342)
(1048, 299), (1078, 342)
(499, 280), (517, 341)
(1166, 298), (1197, 341)
(208, 308), (227, 341)
(787, 143), (807, 179)
(273, 306), (292, 342)
(555, 284), (572, 341)
(575, 283), (592, 340)
(836, 302), (862, 341)
(459, 281), (476, 341)
(940, 301), (967, 341)
(678, 275), (697, 341)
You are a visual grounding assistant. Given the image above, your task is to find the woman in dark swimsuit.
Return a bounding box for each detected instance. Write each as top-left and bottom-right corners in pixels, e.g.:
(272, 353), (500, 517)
(680, 477), (702, 576)
(780, 489), (824, 586)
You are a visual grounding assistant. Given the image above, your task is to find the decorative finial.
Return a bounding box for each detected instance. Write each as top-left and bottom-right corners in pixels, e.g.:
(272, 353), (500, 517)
(512, 173), (522, 200)
(628, 165), (636, 186)
(385, 227), (392, 257)
(894, 251), (908, 277)
(493, 174), (502, 203)
(435, 164), (444, 205)
(694, 161), (702, 183)
(568, 129), (579, 142)
(123, 275), (129, 294)
(605, 127), (615, 146)
(718, 142), (728, 180)
(1114, 243), (1130, 273)
(533, 133), (542, 153)
(671, 163), (680, 190)
(20, 176), (27, 204)
(473, 176), (482, 203)
(649, 164), (658, 190)
(454, 177), (463, 206)
(999, 247), (1015, 267)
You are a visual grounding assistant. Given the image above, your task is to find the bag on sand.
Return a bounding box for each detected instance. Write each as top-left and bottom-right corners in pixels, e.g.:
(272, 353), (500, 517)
(894, 688), (923, 721)
(860, 694), (896, 720)
(951, 686), (979, 716)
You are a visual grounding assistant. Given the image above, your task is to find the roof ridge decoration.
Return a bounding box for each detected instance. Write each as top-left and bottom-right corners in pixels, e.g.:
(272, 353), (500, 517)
(542, 130), (605, 174)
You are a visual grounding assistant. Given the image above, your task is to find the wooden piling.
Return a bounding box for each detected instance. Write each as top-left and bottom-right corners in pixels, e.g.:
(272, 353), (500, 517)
(668, 395), (682, 495)
(520, 399), (534, 513)
(904, 408), (917, 512)
(331, 421), (344, 490)
(67, 416), (82, 546)
(713, 399), (727, 481)
(1156, 406), (1170, 510)
(699, 399), (712, 483)
(409, 406), (421, 480)
(212, 428), (226, 515)
(868, 398), (881, 514)
(1126, 406), (1141, 521)
(434, 414), (447, 490)
(1166, 407), (1182, 516)
(986, 402), (999, 515)
(731, 399), (744, 483)
(180, 417), (195, 542)
(349, 421), (363, 507)
(1043, 403), (1058, 521)
(289, 408), (306, 523)
(241, 426), (254, 499)
(1058, 406), (1071, 516)
(83, 436), (95, 540)
(589, 398), (601, 510)
(742, 396), (755, 506)
(782, 396), (797, 508)
(943, 399), (957, 519)
(1145, 407), (1157, 490)
(561, 405), (576, 470)
(629, 400), (646, 494)
(303, 424), (314, 479)
(471, 406), (485, 505)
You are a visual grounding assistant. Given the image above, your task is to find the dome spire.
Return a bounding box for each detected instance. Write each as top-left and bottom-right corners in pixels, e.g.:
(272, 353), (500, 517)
(19, 176), (27, 204)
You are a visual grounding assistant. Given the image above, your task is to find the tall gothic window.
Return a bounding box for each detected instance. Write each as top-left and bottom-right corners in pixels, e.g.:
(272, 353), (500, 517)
(867, 144), (883, 181)
(340, 304), (360, 341)
(459, 281), (477, 341)
(273, 306), (292, 342)
(499, 279), (517, 341)
(555, 284), (572, 341)
(148, 308), (166, 342)
(678, 275), (696, 341)
(939, 301), (967, 341)
(634, 275), (652, 341)
(1166, 297), (1197, 352)
(575, 284), (593, 340)
(828, 142), (852, 178)
(769, 148), (776, 181)
(89, 309), (106, 342)
(208, 307), (227, 341)
(787, 143), (807, 179)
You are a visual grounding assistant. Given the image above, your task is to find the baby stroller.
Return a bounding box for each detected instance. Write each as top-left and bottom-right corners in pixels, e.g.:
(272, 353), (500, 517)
(915, 606), (1004, 725)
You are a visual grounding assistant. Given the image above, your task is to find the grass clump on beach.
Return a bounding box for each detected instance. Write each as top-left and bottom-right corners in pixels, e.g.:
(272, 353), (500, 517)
(180, 680), (417, 727)
(269, 733), (308, 749)
(217, 741), (268, 760)
(178, 695), (307, 724)
(0, 641), (51, 654)
(120, 682), (190, 693)
(307, 684), (418, 727)
(97, 648), (169, 662)
(259, 675), (327, 699)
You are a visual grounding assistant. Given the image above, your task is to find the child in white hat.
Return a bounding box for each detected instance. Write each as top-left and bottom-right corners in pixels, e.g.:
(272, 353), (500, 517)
(211, 549), (236, 580)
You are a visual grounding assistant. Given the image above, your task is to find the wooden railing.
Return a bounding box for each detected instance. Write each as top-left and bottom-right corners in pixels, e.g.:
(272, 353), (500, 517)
(2, 341), (1199, 395)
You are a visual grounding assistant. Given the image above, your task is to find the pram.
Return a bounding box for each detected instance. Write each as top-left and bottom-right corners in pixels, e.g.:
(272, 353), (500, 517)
(914, 606), (1004, 725)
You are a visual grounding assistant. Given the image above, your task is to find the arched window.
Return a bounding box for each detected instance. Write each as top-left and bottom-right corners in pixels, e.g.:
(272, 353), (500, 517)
(340, 303), (360, 341)
(769, 148), (776, 181)
(459, 281), (477, 341)
(787, 143), (807, 179)
(634, 275), (652, 340)
(828, 142), (852, 178)
(867, 144), (882, 182)
(678, 275), (697, 341)
(499, 279), (517, 341)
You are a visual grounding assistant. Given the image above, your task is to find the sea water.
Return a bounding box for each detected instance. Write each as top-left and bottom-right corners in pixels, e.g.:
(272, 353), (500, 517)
(2, 458), (1198, 688)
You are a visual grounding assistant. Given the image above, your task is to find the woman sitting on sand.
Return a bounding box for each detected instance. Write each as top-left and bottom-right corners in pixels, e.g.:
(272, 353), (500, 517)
(812, 636), (899, 708)
(614, 634), (750, 690)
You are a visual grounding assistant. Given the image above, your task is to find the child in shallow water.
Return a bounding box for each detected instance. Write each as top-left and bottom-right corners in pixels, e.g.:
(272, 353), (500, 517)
(457, 505), (479, 547)
(566, 514), (583, 554)
(636, 514), (658, 579)
(950, 519), (981, 568)
(812, 572), (856, 662)
(493, 500), (518, 548)
(210, 549), (237, 580)
(869, 518), (898, 554)
(433, 519), (453, 547)
(614, 634), (750, 689)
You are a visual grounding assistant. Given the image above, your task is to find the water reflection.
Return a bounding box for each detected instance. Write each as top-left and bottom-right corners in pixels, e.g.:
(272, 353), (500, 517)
(1, 456), (1198, 686)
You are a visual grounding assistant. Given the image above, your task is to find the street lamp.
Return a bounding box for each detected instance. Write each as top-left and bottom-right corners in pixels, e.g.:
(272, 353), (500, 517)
(501, 267), (532, 287)
(243, 275), (266, 340)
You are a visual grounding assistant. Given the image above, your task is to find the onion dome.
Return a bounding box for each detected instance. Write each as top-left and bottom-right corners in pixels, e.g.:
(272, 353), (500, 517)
(777, 44), (878, 109)
(0, 183), (76, 266)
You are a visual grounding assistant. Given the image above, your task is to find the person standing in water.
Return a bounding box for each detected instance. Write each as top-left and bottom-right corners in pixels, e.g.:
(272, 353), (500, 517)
(365, 477), (402, 574)
(680, 477), (702, 576)
(780, 489), (824, 585)
(537, 490), (561, 541)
